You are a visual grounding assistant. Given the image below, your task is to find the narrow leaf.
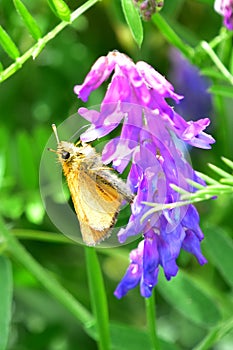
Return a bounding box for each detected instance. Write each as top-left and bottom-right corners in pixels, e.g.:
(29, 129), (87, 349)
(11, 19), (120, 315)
(157, 271), (221, 327)
(220, 178), (233, 185)
(85, 247), (110, 349)
(47, 0), (71, 22)
(203, 226), (233, 288)
(193, 317), (233, 350)
(13, 0), (42, 40)
(0, 26), (20, 59)
(0, 256), (13, 350)
(221, 157), (233, 170)
(110, 323), (151, 350)
(0, 62), (3, 72)
(121, 0), (143, 47)
(195, 171), (220, 185)
(185, 179), (205, 189)
(208, 85), (233, 98)
(170, 183), (190, 194)
(201, 68), (227, 81)
(208, 163), (233, 179)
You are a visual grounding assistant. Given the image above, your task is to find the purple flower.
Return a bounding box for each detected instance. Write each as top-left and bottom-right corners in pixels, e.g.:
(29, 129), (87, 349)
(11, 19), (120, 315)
(214, 0), (233, 30)
(74, 51), (214, 298)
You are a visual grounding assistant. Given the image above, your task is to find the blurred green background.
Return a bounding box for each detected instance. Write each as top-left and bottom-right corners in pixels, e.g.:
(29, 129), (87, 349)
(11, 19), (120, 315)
(0, 1), (233, 349)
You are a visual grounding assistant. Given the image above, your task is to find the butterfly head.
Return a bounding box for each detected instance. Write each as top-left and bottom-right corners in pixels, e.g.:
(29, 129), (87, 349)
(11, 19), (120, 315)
(49, 124), (95, 164)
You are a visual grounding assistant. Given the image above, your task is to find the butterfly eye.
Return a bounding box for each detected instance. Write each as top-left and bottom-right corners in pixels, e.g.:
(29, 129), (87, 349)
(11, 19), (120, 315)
(62, 151), (70, 160)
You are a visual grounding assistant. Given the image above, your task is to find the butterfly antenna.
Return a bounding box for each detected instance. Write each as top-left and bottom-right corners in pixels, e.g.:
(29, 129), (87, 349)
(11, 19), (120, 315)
(47, 147), (57, 153)
(52, 124), (60, 144)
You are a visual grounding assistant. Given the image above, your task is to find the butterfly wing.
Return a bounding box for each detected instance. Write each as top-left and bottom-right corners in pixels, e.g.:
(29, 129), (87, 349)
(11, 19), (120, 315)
(66, 170), (122, 245)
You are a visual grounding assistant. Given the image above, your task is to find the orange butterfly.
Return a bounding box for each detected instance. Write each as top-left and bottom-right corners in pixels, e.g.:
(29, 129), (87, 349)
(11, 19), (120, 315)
(49, 124), (133, 246)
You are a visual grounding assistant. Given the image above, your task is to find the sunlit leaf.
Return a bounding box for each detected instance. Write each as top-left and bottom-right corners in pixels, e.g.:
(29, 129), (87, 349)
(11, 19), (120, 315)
(47, 0), (71, 22)
(13, 0), (42, 40)
(221, 157), (233, 170)
(121, 0), (143, 47)
(208, 163), (233, 179)
(0, 26), (20, 60)
(0, 256), (13, 350)
(26, 195), (45, 225)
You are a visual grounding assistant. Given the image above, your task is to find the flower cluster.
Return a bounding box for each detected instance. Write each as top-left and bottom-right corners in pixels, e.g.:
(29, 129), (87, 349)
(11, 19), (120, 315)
(133, 0), (164, 21)
(214, 0), (233, 30)
(74, 51), (214, 298)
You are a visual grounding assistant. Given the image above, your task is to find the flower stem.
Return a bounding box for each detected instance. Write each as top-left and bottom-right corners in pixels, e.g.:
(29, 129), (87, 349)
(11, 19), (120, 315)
(152, 13), (194, 61)
(0, 216), (93, 328)
(0, 0), (100, 82)
(12, 229), (73, 244)
(200, 41), (233, 85)
(85, 247), (110, 350)
(145, 291), (160, 350)
(193, 318), (233, 350)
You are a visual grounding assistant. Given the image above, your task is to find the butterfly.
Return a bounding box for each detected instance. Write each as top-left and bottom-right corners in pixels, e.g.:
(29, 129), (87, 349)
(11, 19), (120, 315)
(49, 124), (134, 246)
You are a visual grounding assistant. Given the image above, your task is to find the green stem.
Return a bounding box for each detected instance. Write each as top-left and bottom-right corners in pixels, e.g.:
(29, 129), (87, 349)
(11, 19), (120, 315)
(209, 28), (233, 51)
(212, 94), (231, 158)
(85, 247), (110, 350)
(152, 13), (194, 61)
(145, 291), (160, 350)
(200, 41), (233, 85)
(193, 317), (233, 350)
(0, 0), (100, 83)
(12, 229), (73, 244)
(0, 216), (92, 328)
(211, 38), (233, 159)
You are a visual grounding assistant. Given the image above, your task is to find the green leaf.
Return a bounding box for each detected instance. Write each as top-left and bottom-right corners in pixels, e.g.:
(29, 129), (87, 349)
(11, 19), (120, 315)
(0, 256), (13, 350)
(193, 317), (233, 350)
(47, 0), (71, 22)
(0, 62), (3, 72)
(0, 153), (6, 189)
(195, 171), (220, 185)
(203, 226), (233, 288)
(220, 178), (233, 185)
(86, 322), (179, 350)
(13, 0), (42, 40)
(121, 0), (143, 47)
(16, 131), (37, 189)
(110, 323), (150, 350)
(208, 85), (233, 98)
(157, 271), (221, 327)
(85, 248), (110, 349)
(0, 196), (24, 220)
(221, 157), (233, 170)
(0, 26), (20, 60)
(152, 14), (194, 59)
(208, 163), (233, 179)
(201, 68), (227, 81)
